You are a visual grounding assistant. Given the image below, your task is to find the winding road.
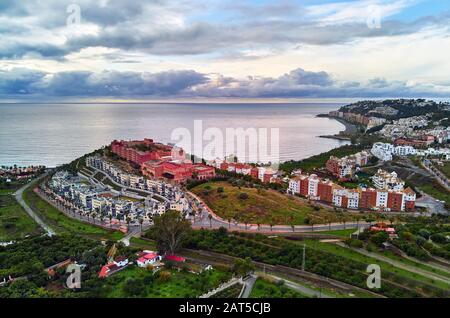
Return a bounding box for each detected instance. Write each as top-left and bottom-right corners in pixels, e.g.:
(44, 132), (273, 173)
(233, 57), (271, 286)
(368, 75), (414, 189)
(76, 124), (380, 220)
(14, 174), (56, 237)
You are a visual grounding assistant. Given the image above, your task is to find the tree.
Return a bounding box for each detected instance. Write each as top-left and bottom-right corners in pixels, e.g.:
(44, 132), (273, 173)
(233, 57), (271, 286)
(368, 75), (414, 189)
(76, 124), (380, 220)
(152, 210), (192, 255)
(139, 218), (144, 232)
(208, 214), (213, 228)
(232, 257), (255, 277)
(370, 231), (389, 247)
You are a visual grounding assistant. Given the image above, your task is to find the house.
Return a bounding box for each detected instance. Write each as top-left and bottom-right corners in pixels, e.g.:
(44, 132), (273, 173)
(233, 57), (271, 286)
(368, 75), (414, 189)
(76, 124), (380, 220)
(136, 251), (162, 267)
(98, 263), (119, 278)
(114, 256), (129, 267)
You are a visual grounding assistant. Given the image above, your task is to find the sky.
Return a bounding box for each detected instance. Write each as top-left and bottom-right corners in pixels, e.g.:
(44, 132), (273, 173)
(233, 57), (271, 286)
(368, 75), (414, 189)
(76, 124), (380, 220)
(0, 0), (450, 101)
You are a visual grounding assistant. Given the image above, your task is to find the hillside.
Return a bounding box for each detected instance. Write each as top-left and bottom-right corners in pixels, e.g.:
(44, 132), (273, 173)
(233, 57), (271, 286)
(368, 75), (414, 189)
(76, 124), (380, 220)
(339, 99), (450, 120)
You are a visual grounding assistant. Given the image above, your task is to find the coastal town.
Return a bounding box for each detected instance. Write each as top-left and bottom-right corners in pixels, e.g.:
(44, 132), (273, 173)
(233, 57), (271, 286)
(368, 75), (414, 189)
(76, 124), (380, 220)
(1, 99), (449, 300)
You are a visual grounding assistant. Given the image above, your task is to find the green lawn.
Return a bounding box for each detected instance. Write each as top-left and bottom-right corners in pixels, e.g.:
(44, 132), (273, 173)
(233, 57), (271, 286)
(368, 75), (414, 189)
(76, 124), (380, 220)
(102, 266), (231, 298)
(129, 237), (157, 250)
(249, 277), (309, 298)
(22, 184), (123, 241)
(192, 181), (349, 225)
(0, 186), (42, 241)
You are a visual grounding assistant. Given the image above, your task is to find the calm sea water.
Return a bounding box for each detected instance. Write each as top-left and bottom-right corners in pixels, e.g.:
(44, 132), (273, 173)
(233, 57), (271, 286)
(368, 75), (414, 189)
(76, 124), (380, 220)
(0, 103), (349, 167)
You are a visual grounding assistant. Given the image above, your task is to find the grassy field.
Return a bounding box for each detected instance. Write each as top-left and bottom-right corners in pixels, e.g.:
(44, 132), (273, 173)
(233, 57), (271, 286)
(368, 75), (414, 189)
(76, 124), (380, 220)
(0, 182), (42, 241)
(436, 162), (450, 179)
(192, 181), (351, 225)
(102, 266), (231, 298)
(249, 277), (309, 298)
(296, 239), (450, 291)
(22, 184), (123, 241)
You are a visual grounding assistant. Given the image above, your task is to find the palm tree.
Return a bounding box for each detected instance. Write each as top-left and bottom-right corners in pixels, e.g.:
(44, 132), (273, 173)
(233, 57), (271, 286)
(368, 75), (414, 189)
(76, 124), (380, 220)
(139, 218), (144, 232)
(126, 217), (131, 228)
(108, 214), (113, 228)
(208, 214), (213, 228)
(227, 217), (232, 229)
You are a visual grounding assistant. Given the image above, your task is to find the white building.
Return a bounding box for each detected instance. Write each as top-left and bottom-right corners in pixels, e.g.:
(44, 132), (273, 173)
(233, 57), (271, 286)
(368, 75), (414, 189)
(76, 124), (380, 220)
(307, 175), (319, 198)
(372, 169), (405, 191)
(371, 143), (394, 161)
(394, 145), (417, 156)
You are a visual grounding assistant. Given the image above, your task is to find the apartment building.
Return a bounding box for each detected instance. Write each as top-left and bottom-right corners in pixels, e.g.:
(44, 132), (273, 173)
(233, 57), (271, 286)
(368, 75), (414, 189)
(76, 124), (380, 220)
(288, 173), (415, 212)
(372, 169), (405, 191)
(371, 142), (394, 161)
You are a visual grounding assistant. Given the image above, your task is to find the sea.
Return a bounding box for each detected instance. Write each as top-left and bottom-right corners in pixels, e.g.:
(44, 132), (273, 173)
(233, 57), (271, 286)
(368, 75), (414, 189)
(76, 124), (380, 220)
(0, 103), (350, 167)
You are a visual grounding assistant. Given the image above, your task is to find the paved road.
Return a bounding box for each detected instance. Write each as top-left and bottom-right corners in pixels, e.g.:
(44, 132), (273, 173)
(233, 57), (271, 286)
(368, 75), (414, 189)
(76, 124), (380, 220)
(335, 242), (450, 285)
(14, 175), (56, 237)
(240, 274), (258, 298)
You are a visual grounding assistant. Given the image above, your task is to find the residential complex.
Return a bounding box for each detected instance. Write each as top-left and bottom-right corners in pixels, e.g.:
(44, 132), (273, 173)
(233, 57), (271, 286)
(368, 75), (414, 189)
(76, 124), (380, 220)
(325, 151), (371, 179)
(371, 142), (450, 161)
(328, 111), (387, 129)
(287, 172), (415, 212)
(111, 138), (182, 165)
(206, 158), (281, 184)
(111, 138), (215, 183)
(371, 169), (405, 191)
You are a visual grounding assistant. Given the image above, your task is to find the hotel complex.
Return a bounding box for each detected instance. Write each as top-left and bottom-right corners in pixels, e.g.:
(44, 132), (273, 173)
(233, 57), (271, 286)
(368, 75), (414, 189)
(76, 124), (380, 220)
(110, 139), (215, 183)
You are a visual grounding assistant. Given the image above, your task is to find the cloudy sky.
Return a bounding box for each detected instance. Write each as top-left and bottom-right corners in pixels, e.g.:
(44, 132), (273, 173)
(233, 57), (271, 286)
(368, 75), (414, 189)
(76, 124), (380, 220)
(1, 0), (449, 101)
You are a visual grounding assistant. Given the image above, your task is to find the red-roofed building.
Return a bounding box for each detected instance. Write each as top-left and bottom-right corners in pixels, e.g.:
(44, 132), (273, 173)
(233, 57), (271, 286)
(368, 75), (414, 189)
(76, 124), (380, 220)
(111, 138), (184, 165)
(136, 252), (162, 267)
(98, 263), (119, 279)
(165, 254), (186, 263)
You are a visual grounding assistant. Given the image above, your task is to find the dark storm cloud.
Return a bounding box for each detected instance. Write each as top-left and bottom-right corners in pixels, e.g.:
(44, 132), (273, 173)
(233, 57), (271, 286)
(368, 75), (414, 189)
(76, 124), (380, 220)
(0, 68), (208, 97)
(0, 67), (447, 98)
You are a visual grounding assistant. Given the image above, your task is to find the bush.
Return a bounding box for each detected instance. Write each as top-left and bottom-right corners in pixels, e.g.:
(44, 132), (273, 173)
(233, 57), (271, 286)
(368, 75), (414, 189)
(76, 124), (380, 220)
(238, 193), (249, 200)
(350, 239), (364, 248)
(157, 270), (172, 282)
(430, 233), (446, 244)
(217, 187), (224, 193)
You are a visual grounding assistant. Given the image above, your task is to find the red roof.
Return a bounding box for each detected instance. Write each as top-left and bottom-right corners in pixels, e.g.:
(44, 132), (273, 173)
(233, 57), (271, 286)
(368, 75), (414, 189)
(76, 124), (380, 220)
(165, 254), (186, 262)
(137, 257), (147, 263)
(143, 252), (159, 260)
(98, 265), (110, 278)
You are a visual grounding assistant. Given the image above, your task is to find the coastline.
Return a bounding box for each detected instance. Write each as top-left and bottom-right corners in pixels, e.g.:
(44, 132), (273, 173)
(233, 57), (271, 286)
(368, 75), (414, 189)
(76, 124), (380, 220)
(317, 114), (357, 140)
